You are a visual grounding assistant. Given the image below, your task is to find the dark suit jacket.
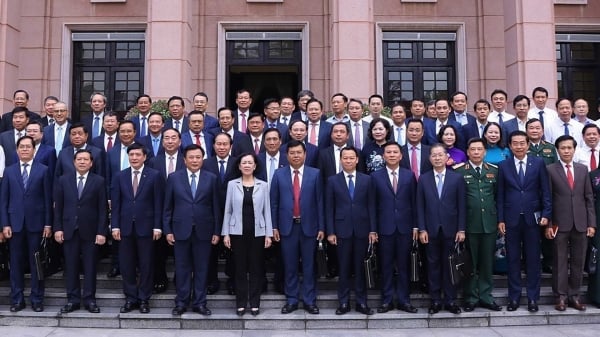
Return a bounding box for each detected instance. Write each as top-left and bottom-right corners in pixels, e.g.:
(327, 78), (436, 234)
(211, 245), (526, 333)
(547, 162), (595, 232)
(55, 145), (105, 179)
(256, 151), (288, 182)
(501, 118), (522, 143)
(204, 114), (219, 130)
(105, 142), (145, 190)
(33, 144), (57, 177)
(424, 119), (464, 149)
(325, 171), (375, 238)
(270, 165), (324, 237)
(280, 142), (318, 168)
(0, 162), (52, 232)
(497, 155), (552, 227)
(130, 115), (150, 138)
(163, 169), (222, 241)
(165, 117), (189, 134)
(202, 155), (238, 208)
(0, 110), (40, 132)
(181, 131), (214, 157)
(207, 128), (253, 157)
(463, 121), (484, 141)
(372, 167), (417, 235)
(400, 143), (433, 175)
(91, 134), (121, 153)
(0, 130), (19, 166)
(306, 121), (332, 149)
(81, 114), (105, 142)
(138, 134), (163, 157)
(448, 111), (476, 126)
(41, 122), (71, 150)
(416, 169), (467, 239)
(111, 167), (164, 237)
(53, 172), (107, 240)
(147, 151), (185, 181)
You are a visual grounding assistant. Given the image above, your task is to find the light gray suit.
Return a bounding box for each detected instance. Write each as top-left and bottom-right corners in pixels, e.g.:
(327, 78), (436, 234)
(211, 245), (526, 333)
(547, 161), (596, 302)
(222, 178), (273, 237)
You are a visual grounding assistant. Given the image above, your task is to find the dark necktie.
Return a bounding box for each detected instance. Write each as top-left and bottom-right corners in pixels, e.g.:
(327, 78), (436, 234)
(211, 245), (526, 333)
(22, 163), (29, 189)
(518, 161), (525, 185)
(539, 110), (545, 127)
(475, 166), (481, 178)
(219, 160), (225, 181)
(348, 174), (355, 200)
(190, 173), (197, 196)
(107, 136), (114, 152)
(498, 113), (503, 125)
(77, 176), (84, 199)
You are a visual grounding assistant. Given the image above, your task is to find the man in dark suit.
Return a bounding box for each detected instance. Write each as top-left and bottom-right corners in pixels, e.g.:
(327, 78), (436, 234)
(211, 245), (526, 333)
(130, 94), (152, 138)
(0, 90), (41, 132)
(454, 138), (502, 312)
(248, 112), (266, 154)
(448, 91), (476, 127)
(147, 128), (184, 293)
(281, 119), (319, 167)
(1, 136), (52, 312)
(305, 98), (332, 149)
(372, 141), (419, 314)
(40, 95), (59, 127)
(424, 99), (465, 149)
(164, 144), (222, 316)
(91, 111), (120, 154)
(54, 149), (107, 314)
(326, 146), (376, 315)
(80, 92), (107, 140)
(501, 95), (531, 142)
(181, 111), (214, 158)
(55, 123), (105, 180)
(0, 107), (29, 167)
(417, 143), (467, 315)
(209, 107), (253, 157)
(347, 99), (369, 151)
(42, 101), (71, 158)
(547, 135), (596, 311)
(233, 89), (254, 133)
(263, 98), (289, 139)
(193, 92), (219, 130)
(111, 143), (164, 314)
(463, 99), (492, 141)
(497, 130), (552, 313)
(401, 119), (433, 180)
(137, 112), (164, 157)
(202, 132), (238, 294)
(164, 96), (189, 134)
(290, 89), (314, 123)
(25, 121), (57, 175)
(270, 140), (325, 315)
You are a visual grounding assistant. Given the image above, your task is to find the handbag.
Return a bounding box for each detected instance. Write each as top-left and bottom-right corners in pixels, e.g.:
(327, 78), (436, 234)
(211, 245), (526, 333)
(410, 239), (421, 282)
(585, 240), (598, 275)
(34, 237), (50, 281)
(448, 242), (473, 286)
(316, 240), (327, 278)
(364, 242), (377, 289)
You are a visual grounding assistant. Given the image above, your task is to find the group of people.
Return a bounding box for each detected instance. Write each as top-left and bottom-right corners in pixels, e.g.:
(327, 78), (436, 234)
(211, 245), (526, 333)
(0, 87), (599, 318)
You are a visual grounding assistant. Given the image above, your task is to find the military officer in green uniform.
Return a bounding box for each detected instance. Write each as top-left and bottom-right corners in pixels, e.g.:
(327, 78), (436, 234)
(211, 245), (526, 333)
(526, 118), (558, 273)
(454, 138), (502, 312)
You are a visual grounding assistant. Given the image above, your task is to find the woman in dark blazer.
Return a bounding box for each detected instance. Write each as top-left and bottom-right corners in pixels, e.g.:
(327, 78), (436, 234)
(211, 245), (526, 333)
(222, 152), (273, 316)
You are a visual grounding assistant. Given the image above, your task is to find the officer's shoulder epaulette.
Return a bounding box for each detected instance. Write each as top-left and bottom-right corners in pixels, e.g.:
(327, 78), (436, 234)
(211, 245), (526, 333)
(453, 162), (466, 170)
(484, 162), (498, 169)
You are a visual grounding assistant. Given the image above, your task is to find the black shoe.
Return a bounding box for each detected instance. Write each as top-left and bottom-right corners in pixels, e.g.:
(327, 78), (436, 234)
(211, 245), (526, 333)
(445, 303), (461, 314)
(85, 303), (100, 313)
(542, 265), (553, 274)
(107, 267), (120, 278)
(139, 301), (150, 314)
(153, 282), (167, 294)
(250, 308), (260, 316)
(236, 308), (246, 316)
(335, 303), (350, 315)
(120, 301), (139, 313)
(303, 304), (320, 314)
(192, 305), (211, 316)
(10, 302), (25, 312)
(377, 303), (394, 313)
(172, 306), (186, 316)
(355, 303), (373, 315)
(507, 300), (519, 311)
(32, 303), (44, 312)
(281, 303), (298, 314)
(528, 300), (538, 312)
(325, 270), (338, 279)
(428, 302), (442, 314)
(479, 301), (502, 311)
(206, 283), (220, 295)
(463, 302), (476, 312)
(60, 303), (80, 313)
(397, 303), (418, 313)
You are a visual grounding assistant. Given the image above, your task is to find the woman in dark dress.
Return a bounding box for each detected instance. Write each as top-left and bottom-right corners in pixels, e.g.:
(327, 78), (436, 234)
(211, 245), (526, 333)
(361, 117), (392, 174)
(222, 153), (273, 316)
(588, 168), (600, 307)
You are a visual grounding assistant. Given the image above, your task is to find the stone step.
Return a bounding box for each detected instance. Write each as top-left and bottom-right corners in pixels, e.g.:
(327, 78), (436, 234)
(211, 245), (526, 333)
(1, 305), (600, 330)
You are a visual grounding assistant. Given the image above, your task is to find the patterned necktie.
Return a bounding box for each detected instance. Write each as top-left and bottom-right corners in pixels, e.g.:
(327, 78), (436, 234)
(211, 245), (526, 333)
(282, 116), (288, 125)
(195, 134), (201, 146)
(77, 176), (84, 199)
(49, 118), (55, 125)
(174, 120), (180, 131)
(254, 139), (260, 154)
(348, 174), (355, 200)
(22, 163), (29, 189)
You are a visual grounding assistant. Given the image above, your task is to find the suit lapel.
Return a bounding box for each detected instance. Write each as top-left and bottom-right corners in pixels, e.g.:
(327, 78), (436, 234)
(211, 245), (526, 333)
(554, 163), (570, 190)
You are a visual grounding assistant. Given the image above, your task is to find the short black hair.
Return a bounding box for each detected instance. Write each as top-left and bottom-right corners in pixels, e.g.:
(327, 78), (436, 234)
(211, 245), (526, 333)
(286, 139), (306, 153)
(167, 95), (185, 107)
(69, 122), (88, 134)
(554, 135), (577, 149)
(136, 94), (152, 104)
(183, 144), (205, 157)
(126, 142), (147, 155)
(74, 148), (94, 161)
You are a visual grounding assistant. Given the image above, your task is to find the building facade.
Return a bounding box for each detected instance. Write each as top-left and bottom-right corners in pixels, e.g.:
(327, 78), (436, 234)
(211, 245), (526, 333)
(0, 0), (599, 120)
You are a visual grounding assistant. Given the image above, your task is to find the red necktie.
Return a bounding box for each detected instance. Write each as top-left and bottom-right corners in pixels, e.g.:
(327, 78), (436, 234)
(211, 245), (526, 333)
(293, 170), (300, 217)
(195, 134), (201, 146)
(566, 164), (574, 190)
(107, 136), (113, 152)
(309, 123), (318, 145)
(254, 139), (260, 154)
(392, 171), (398, 194)
(591, 149), (597, 171)
(241, 113), (247, 133)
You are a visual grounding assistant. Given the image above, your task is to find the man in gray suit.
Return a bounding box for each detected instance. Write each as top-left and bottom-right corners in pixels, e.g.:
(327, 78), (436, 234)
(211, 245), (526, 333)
(547, 135), (596, 312)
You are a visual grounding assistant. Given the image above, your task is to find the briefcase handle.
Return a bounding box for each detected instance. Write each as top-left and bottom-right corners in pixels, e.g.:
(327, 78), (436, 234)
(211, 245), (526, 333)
(318, 239), (325, 251)
(412, 239), (419, 249)
(367, 242), (376, 258)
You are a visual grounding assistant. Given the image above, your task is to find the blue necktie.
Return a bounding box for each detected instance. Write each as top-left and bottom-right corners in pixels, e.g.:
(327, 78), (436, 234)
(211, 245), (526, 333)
(348, 174), (355, 200)
(518, 161), (525, 185)
(498, 113), (503, 125)
(190, 173), (197, 196)
(436, 173), (443, 198)
(22, 163), (29, 189)
(564, 122), (570, 136)
(92, 116), (100, 138)
(77, 176), (84, 199)
(175, 120), (180, 131)
(538, 110), (545, 127)
(269, 157), (276, 182)
(120, 146), (129, 170)
(55, 126), (64, 157)
(141, 117), (147, 137)
(152, 138), (159, 156)
(219, 160), (225, 182)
